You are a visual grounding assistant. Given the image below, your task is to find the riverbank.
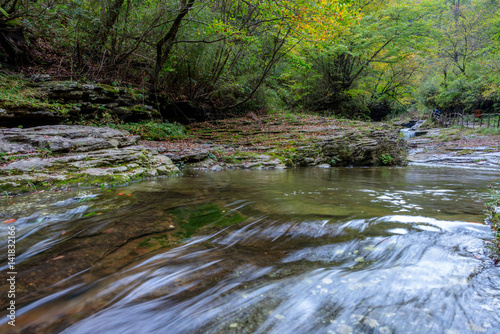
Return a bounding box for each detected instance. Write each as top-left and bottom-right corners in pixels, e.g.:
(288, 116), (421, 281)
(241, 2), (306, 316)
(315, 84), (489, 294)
(0, 114), (407, 195)
(4, 112), (500, 197)
(141, 113), (407, 170)
(0, 125), (179, 195)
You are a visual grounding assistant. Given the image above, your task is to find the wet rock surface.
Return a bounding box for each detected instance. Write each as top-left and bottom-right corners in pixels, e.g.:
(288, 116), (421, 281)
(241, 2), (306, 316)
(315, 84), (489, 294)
(407, 128), (500, 169)
(0, 125), (178, 193)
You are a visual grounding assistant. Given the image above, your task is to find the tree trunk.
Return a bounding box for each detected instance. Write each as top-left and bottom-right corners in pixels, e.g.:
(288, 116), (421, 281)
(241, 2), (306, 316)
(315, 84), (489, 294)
(152, 0), (195, 88)
(92, 0), (125, 58)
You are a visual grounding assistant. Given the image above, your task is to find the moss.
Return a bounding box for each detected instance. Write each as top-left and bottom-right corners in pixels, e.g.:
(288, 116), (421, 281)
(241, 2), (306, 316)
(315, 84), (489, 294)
(97, 83), (121, 94)
(0, 100), (77, 115)
(1, 172), (139, 196)
(268, 148), (296, 166)
(222, 151), (260, 164)
(486, 186), (500, 263)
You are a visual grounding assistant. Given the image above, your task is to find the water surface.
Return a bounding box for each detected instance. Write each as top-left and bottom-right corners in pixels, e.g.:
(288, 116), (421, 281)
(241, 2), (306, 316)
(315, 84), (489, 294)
(1, 166), (499, 333)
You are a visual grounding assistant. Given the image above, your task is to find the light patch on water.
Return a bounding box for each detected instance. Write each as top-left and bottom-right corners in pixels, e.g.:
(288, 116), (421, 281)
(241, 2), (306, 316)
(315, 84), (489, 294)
(387, 228), (408, 234)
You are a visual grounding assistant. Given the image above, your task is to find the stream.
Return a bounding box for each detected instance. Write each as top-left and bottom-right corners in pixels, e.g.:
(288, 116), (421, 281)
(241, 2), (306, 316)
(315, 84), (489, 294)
(1, 166), (499, 333)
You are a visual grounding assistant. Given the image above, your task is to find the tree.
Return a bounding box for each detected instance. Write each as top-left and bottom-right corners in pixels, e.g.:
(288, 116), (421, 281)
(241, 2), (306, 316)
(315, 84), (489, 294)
(417, 0), (500, 113)
(152, 0), (196, 87)
(286, 0), (439, 118)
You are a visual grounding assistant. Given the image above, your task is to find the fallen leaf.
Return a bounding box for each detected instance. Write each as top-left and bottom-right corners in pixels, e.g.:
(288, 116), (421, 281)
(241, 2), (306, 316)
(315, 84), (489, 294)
(4, 219), (16, 224)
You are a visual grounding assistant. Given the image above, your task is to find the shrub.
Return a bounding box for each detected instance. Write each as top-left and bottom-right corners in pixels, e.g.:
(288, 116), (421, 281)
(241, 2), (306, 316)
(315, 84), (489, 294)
(379, 153), (395, 165)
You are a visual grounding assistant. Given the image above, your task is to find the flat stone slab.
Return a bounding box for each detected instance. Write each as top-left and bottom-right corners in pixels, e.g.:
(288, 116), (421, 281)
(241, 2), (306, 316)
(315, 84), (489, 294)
(409, 149), (500, 169)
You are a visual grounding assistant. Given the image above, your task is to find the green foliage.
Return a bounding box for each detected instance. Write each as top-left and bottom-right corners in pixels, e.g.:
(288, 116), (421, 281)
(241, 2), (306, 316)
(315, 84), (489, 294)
(109, 120), (187, 140)
(413, 0), (500, 114)
(0, 6), (9, 18)
(3, 0), (500, 119)
(379, 153), (395, 166)
(284, 0), (440, 119)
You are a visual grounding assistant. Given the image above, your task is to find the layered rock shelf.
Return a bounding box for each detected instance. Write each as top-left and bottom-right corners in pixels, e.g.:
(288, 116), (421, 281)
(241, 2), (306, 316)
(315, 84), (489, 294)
(0, 80), (159, 127)
(142, 114), (408, 171)
(0, 125), (178, 194)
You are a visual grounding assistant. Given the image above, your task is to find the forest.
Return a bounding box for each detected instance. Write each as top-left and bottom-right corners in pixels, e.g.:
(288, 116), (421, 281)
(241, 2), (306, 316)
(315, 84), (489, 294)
(1, 0), (500, 121)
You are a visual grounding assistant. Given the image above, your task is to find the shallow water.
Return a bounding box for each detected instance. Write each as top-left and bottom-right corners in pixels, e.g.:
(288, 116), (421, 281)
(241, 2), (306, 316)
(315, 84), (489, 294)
(1, 166), (499, 333)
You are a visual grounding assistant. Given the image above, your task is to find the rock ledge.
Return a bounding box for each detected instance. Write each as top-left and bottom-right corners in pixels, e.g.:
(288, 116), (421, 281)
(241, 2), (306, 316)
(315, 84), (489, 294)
(0, 125), (178, 194)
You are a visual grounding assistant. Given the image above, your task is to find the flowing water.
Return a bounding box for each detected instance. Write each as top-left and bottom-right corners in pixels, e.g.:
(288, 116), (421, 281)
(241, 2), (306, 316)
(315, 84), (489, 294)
(1, 166), (499, 334)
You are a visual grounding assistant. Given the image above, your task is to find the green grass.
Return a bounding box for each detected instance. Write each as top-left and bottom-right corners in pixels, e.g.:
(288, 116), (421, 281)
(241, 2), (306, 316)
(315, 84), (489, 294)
(0, 72), (42, 103)
(108, 119), (188, 140)
(0, 71), (79, 114)
(480, 127), (500, 135)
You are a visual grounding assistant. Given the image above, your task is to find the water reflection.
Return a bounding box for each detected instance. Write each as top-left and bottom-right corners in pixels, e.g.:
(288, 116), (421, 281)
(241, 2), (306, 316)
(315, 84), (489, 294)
(1, 166), (499, 333)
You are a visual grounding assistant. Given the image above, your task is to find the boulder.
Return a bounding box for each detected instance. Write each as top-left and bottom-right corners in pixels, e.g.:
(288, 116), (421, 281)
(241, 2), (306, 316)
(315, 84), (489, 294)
(295, 129), (407, 166)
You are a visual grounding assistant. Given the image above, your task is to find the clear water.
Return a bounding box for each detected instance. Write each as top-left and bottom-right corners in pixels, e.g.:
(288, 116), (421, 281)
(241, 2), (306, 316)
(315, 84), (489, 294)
(1, 166), (499, 334)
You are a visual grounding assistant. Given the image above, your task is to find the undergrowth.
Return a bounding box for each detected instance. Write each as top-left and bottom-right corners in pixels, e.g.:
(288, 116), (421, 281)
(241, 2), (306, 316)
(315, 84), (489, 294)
(0, 71), (45, 103)
(108, 119), (188, 140)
